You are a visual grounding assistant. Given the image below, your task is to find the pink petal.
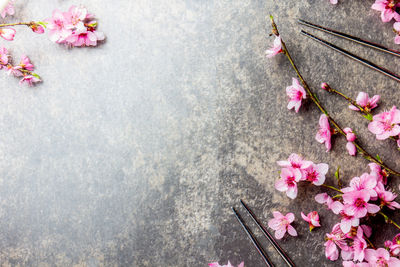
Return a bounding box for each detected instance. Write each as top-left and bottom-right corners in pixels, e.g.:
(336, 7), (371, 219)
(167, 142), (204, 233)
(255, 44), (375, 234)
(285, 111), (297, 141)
(286, 213), (295, 223)
(274, 227), (286, 239)
(346, 142), (357, 156)
(367, 203), (380, 214)
(356, 92), (369, 107)
(287, 225), (297, 236)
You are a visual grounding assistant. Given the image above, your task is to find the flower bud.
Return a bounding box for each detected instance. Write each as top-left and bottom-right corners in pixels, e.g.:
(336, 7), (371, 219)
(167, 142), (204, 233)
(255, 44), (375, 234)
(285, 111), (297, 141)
(321, 82), (331, 91)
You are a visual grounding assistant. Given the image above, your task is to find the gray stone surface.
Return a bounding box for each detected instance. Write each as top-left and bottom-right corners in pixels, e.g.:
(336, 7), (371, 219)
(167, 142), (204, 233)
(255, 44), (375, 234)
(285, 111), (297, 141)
(1, 0), (400, 266)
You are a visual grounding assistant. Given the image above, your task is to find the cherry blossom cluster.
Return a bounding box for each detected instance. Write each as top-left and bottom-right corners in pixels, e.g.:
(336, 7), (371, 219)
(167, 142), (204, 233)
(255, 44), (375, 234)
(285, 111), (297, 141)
(0, 2), (104, 85)
(47, 5), (105, 47)
(275, 153), (328, 199)
(273, 152), (400, 266)
(0, 47), (40, 86)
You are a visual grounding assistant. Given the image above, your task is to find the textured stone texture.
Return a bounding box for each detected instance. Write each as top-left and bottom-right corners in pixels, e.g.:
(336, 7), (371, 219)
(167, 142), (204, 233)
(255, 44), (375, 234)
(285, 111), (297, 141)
(1, 0), (400, 266)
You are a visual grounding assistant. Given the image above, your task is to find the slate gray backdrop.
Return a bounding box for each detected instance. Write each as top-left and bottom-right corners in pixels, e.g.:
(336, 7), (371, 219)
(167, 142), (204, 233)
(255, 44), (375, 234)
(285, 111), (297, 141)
(0, 0), (399, 266)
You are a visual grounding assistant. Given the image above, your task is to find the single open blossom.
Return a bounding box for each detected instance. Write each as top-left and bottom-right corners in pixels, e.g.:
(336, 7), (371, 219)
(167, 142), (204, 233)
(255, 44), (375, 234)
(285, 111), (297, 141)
(209, 261), (244, 267)
(19, 75), (41, 86)
(268, 211), (297, 239)
(316, 114), (332, 152)
(368, 106), (400, 140)
(0, 27), (15, 41)
(0, 0), (14, 19)
(365, 248), (400, 266)
(275, 167), (302, 199)
(302, 163), (328, 185)
(265, 36), (283, 58)
(371, 0), (400, 22)
(286, 78), (306, 113)
(349, 92), (380, 112)
(343, 189), (380, 218)
(46, 9), (73, 43)
(394, 22), (400, 44)
(342, 173), (378, 199)
(301, 211), (321, 231)
(277, 153), (312, 170)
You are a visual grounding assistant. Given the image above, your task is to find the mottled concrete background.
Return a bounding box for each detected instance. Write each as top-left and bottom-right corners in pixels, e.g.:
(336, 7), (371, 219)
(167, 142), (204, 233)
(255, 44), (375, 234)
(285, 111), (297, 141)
(1, 0), (400, 266)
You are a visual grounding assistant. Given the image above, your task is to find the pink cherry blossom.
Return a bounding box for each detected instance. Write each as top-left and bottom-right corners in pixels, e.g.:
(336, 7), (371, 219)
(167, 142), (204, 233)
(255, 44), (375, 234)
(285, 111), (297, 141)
(265, 36), (283, 58)
(0, 27), (15, 41)
(19, 75), (41, 86)
(46, 9), (73, 43)
(349, 92), (380, 112)
(275, 167), (302, 199)
(0, 46), (9, 67)
(302, 163), (329, 185)
(276, 153), (312, 170)
(394, 22), (400, 44)
(65, 25), (105, 47)
(343, 189), (380, 218)
(330, 0), (338, 4)
(301, 211), (321, 231)
(369, 163), (388, 185)
(375, 182), (400, 210)
(316, 114), (332, 152)
(19, 55), (34, 71)
(268, 211), (297, 239)
(286, 78), (306, 113)
(364, 248), (400, 266)
(341, 173), (378, 199)
(368, 106), (400, 140)
(371, 0), (400, 22)
(353, 227), (367, 262)
(324, 223), (349, 261)
(0, 0), (14, 19)
(327, 201), (360, 233)
(209, 261), (244, 267)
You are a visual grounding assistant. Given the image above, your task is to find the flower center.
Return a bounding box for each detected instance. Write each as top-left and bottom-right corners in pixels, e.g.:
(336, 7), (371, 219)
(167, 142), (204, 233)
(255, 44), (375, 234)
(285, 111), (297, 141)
(355, 198), (365, 208)
(383, 120), (394, 131)
(306, 170), (318, 182)
(286, 176), (296, 186)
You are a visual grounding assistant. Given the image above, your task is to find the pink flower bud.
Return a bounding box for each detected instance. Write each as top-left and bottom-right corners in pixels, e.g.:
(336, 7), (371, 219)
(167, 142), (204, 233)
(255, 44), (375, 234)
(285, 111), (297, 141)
(321, 82), (330, 91)
(343, 127), (356, 142)
(346, 142), (357, 156)
(30, 24), (45, 34)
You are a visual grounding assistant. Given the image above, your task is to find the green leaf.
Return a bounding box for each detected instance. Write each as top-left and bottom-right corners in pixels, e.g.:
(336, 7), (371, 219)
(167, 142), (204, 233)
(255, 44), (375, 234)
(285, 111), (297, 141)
(363, 113), (373, 121)
(38, 21), (48, 28)
(376, 154), (382, 163)
(335, 166), (342, 189)
(32, 73), (41, 79)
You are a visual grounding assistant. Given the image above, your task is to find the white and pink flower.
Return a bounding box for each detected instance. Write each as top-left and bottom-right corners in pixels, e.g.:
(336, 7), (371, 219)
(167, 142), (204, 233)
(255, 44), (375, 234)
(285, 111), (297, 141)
(268, 211), (297, 239)
(302, 163), (328, 186)
(349, 92), (380, 112)
(316, 114), (332, 152)
(368, 106), (400, 140)
(364, 248), (400, 266)
(286, 78), (307, 113)
(275, 167), (302, 199)
(301, 211), (321, 231)
(265, 36), (283, 58)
